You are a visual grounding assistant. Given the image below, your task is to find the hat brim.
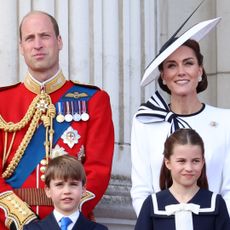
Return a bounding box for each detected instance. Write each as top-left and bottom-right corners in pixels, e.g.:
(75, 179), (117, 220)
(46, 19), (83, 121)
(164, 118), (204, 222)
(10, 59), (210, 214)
(141, 17), (221, 87)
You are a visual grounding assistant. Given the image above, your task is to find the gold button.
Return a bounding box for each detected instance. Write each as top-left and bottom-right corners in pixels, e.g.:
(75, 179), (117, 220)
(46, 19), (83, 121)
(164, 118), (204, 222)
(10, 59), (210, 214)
(40, 159), (47, 165)
(40, 174), (46, 181)
(40, 166), (46, 173)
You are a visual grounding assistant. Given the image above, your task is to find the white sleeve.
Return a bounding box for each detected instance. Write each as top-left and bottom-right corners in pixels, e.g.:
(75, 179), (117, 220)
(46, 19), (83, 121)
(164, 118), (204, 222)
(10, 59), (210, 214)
(130, 117), (154, 216)
(221, 131), (230, 216)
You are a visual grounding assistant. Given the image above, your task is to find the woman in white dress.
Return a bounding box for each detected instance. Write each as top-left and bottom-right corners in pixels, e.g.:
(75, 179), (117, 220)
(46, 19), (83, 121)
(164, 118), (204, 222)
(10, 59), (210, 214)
(130, 17), (230, 217)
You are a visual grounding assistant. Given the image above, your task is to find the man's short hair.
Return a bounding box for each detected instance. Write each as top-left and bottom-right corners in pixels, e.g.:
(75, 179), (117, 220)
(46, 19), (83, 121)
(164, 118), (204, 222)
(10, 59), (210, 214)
(19, 10), (60, 41)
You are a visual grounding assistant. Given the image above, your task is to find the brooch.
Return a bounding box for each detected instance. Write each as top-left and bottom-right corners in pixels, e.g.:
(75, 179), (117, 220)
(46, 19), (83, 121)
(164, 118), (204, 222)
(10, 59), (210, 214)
(209, 121), (218, 127)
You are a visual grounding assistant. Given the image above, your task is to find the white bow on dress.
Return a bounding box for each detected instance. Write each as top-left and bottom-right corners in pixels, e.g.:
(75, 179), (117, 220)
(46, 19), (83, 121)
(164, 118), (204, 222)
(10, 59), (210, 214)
(165, 203), (200, 230)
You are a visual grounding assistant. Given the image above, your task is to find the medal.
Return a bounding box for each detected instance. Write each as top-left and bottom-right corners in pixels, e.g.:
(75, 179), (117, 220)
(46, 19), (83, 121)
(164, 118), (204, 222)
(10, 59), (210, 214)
(56, 102), (65, 123)
(73, 113), (81, 121)
(81, 112), (89, 121)
(72, 101), (81, 121)
(81, 101), (89, 121)
(64, 101), (73, 122)
(56, 114), (65, 122)
(74, 101), (82, 122)
(65, 114), (73, 122)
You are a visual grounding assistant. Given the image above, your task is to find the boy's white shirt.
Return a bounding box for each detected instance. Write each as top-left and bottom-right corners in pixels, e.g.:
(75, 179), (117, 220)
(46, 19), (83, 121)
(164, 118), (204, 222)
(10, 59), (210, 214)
(53, 209), (80, 230)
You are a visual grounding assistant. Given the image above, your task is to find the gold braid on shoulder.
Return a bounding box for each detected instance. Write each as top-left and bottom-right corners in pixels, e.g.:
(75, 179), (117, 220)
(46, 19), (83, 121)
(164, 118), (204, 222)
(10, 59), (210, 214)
(1, 90), (56, 179)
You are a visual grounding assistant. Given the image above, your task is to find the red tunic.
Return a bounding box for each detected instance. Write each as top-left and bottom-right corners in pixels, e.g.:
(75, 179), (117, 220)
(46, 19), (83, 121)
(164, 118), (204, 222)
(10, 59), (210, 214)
(0, 80), (114, 229)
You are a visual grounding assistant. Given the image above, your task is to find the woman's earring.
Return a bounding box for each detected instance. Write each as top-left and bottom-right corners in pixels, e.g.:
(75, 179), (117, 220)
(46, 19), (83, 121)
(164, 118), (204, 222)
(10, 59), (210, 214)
(163, 79), (166, 85)
(198, 75), (202, 82)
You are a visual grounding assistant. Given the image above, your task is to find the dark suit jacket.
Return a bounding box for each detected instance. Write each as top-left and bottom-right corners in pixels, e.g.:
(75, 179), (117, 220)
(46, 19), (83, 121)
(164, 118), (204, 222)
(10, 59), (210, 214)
(23, 212), (108, 230)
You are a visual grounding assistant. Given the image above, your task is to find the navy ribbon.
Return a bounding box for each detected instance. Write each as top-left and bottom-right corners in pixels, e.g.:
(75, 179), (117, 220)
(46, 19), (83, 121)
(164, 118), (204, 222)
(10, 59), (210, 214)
(136, 91), (191, 134)
(6, 84), (98, 188)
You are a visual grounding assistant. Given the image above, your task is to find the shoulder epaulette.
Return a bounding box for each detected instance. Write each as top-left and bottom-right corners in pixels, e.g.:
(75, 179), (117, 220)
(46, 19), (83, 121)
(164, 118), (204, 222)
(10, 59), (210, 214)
(0, 82), (21, 92)
(71, 80), (100, 90)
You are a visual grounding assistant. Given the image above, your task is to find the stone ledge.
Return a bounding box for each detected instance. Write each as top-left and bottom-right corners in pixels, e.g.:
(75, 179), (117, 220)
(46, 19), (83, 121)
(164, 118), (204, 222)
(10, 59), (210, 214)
(96, 217), (136, 230)
(94, 175), (136, 220)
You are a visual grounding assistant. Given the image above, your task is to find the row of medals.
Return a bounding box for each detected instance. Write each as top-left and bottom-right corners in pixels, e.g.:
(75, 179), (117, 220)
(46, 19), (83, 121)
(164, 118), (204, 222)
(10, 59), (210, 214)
(40, 100), (89, 181)
(56, 100), (89, 123)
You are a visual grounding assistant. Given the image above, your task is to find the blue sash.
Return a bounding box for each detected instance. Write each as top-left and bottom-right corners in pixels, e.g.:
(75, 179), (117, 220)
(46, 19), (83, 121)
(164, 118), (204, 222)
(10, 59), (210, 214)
(6, 84), (98, 188)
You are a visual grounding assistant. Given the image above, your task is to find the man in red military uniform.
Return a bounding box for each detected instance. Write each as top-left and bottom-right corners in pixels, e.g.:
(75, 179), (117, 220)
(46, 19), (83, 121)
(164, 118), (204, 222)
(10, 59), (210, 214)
(0, 11), (114, 229)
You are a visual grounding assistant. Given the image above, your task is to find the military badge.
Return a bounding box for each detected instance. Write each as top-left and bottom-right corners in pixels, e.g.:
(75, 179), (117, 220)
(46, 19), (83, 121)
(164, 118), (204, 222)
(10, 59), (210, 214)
(36, 99), (48, 112)
(51, 145), (68, 159)
(77, 145), (86, 163)
(61, 127), (81, 148)
(65, 92), (88, 99)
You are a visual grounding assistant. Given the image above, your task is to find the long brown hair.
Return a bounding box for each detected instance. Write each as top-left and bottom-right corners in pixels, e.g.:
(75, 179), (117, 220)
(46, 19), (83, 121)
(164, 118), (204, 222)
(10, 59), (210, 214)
(159, 128), (208, 190)
(158, 39), (208, 94)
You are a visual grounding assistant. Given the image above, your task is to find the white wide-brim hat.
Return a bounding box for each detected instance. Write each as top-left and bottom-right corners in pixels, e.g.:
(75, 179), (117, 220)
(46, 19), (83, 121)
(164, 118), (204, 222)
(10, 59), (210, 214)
(141, 17), (221, 87)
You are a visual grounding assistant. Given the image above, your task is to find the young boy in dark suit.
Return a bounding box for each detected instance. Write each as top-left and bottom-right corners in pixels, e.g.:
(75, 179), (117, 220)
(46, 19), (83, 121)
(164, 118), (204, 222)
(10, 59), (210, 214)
(23, 155), (108, 230)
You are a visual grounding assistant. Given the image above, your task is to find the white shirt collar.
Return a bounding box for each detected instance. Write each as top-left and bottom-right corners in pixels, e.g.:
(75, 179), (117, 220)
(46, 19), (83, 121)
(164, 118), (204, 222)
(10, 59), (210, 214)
(28, 69), (61, 86)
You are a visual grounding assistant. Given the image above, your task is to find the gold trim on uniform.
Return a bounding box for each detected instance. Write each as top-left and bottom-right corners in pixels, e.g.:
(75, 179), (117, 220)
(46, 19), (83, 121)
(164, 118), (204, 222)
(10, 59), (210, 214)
(1, 89), (56, 179)
(0, 191), (37, 229)
(24, 71), (66, 94)
(79, 190), (95, 211)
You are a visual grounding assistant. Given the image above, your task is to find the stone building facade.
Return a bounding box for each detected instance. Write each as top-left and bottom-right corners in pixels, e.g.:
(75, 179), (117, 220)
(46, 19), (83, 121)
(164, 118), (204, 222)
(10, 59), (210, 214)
(0, 0), (230, 229)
